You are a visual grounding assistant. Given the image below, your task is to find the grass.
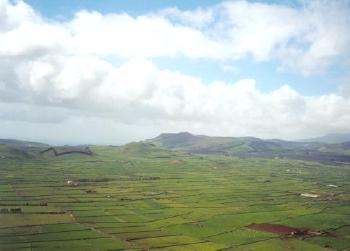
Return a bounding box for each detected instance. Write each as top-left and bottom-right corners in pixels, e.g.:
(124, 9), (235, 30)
(0, 145), (349, 250)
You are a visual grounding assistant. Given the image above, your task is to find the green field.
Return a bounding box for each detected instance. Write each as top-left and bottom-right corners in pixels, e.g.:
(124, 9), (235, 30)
(0, 145), (349, 250)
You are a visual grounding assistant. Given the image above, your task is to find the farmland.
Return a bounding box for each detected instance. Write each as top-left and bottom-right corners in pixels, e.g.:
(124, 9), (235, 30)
(0, 145), (349, 250)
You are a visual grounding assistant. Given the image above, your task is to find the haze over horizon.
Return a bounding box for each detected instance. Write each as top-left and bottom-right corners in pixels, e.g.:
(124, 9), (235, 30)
(1, 0), (350, 145)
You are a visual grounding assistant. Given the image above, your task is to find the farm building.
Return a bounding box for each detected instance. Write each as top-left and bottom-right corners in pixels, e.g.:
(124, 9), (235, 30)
(300, 193), (319, 198)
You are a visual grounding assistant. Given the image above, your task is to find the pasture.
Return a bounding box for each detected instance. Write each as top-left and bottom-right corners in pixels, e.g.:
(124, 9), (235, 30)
(0, 146), (349, 250)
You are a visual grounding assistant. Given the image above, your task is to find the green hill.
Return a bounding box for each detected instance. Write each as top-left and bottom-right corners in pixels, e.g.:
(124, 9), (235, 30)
(147, 132), (310, 154)
(0, 139), (49, 159)
(0, 145), (36, 159)
(146, 132), (350, 163)
(301, 133), (350, 144)
(0, 139), (49, 148)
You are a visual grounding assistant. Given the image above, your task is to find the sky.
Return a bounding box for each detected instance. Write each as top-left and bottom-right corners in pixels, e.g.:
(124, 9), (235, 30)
(0, 0), (350, 145)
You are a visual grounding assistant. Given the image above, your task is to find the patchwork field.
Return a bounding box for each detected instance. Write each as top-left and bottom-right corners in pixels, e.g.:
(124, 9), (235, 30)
(0, 146), (349, 250)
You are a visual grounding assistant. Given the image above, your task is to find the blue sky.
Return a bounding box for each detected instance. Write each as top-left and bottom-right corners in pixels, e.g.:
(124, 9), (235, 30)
(25, 0), (300, 16)
(0, 0), (349, 144)
(25, 0), (224, 20)
(26, 0), (294, 17)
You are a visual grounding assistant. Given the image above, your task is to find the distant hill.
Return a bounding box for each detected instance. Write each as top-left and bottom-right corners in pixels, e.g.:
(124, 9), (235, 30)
(0, 139), (96, 158)
(0, 139), (49, 159)
(0, 139), (49, 148)
(146, 132), (350, 163)
(1, 135), (350, 163)
(147, 132), (318, 154)
(301, 133), (350, 144)
(0, 145), (35, 159)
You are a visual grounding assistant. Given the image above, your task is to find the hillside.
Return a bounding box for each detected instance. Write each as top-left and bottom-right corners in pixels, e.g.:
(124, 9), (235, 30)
(0, 139), (50, 159)
(146, 132), (350, 163)
(301, 133), (350, 144)
(147, 132), (318, 154)
(0, 139), (49, 148)
(0, 145), (35, 159)
(0, 139), (97, 158)
(2, 134), (350, 162)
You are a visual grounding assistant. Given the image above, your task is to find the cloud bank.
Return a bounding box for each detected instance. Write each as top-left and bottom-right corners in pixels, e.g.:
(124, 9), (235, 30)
(0, 0), (350, 144)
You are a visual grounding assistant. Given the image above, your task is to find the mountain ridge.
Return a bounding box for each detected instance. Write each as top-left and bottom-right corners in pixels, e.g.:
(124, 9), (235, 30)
(0, 138), (50, 148)
(1, 133), (350, 162)
(146, 132), (350, 163)
(300, 133), (350, 144)
(147, 132), (322, 152)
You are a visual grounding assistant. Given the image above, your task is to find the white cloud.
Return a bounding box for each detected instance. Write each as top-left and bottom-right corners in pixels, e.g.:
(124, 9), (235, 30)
(0, 0), (350, 143)
(66, 0), (350, 72)
(66, 10), (224, 59)
(2, 54), (350, 142)
(218, 0), (350, 74)
(1, 0), (349, 71)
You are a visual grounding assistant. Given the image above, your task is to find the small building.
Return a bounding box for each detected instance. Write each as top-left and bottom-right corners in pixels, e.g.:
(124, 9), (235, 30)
(327, 184), (338, 188)
(300, 193), (319, 198)
(66, 180), (79, 186)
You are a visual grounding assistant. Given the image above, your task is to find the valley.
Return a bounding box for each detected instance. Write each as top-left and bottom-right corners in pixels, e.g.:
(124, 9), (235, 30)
(0, 133), (349, 250)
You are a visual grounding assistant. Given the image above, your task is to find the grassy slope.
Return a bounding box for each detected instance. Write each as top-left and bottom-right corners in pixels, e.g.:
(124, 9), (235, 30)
(301, 133), (350, 144)
(0, 145), (349, 250)
(0, 145), (36, 159)
(0, 139), (49, 148)
(0, 139), (49, 160)
(148, 133), (350, 162)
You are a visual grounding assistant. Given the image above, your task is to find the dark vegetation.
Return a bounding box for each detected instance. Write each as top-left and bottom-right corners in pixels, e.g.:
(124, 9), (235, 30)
(40, 147), (92, 156)
(246, 223), (332, 238)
